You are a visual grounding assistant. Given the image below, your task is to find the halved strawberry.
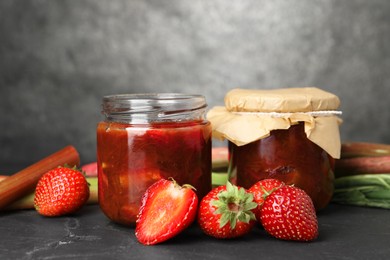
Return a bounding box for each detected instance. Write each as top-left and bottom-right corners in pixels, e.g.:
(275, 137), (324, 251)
(135, 178), (198, 245)
(260, 185), (318, 241)
(248, 178), (285, 220)
(197, 182), (257, 239)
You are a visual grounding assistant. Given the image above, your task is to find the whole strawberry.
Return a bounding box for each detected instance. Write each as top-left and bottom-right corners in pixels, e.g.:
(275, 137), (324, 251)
(248, 179), (285, 221)
(135, 178), (198, 245)
(198, 182), (257, 239)
(260, 185), (318, 241)
(34, 166), (90, 217)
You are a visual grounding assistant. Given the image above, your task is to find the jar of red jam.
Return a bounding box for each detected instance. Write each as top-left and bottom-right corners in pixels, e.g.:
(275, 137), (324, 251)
(97, 93), (212, 226)
(208, 88), (342, 210)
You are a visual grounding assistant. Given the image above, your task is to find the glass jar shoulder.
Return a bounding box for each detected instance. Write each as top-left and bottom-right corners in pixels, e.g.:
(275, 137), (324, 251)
(97, 120), (210, 131)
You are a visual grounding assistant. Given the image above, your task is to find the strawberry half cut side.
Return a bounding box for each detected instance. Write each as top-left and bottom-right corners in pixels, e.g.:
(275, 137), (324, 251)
(135, 178), (198, 245)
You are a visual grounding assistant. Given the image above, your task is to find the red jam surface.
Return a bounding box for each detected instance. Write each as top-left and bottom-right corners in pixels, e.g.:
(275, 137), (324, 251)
(229, 122), (334, 210)
(97, 120), (212, 226)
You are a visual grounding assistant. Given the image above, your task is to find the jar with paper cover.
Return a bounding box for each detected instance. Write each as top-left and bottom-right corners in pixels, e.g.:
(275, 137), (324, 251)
(207, 87), (342, 210)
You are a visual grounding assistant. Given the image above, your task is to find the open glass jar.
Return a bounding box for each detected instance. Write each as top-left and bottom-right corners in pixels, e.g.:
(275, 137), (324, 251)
(97, 93), (212, 226)
(208, 88), (342, 210)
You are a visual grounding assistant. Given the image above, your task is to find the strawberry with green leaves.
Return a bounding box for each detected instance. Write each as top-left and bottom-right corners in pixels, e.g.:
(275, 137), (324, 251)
(135, 178), (198, 245)
(34, 166), (90, 217)
(198, 182), (257, 239)
(248, 178), (285, 220)
(260, 185), (318, 241)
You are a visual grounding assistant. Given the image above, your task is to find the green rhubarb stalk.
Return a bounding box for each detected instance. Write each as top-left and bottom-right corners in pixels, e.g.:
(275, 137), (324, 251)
(332, 174), (390, 209)
(212, 172), (228, 187)
(87, 176), (98, 205)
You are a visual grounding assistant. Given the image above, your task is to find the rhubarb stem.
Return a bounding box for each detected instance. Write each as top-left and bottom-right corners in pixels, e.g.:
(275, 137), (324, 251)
(0, 146), (80, 209)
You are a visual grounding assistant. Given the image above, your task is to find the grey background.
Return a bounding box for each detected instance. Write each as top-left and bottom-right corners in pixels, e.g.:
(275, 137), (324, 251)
(1, 0), (389, 167)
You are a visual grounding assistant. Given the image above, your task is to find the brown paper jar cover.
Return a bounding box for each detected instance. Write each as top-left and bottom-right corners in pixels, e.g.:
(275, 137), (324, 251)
(225, 87), (340, 112)
(207, 87), (342, 158)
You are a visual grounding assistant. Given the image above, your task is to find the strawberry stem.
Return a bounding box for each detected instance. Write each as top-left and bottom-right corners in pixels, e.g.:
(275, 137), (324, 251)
(211, 181), (257, 229)
(167, 177), (197, 191)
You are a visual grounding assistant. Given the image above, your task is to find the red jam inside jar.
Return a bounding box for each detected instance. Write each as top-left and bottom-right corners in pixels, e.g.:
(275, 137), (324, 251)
(229, 122), (334, 210)
(97, 94), (212, 226)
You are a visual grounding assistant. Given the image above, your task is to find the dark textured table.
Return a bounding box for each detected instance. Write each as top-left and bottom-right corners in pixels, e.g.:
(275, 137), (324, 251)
(0, 202), (389, 260)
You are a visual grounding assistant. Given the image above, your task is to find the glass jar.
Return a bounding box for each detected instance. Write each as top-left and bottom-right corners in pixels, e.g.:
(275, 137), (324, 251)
(97, 93), (212, 226)
(229, 122), (335, 210)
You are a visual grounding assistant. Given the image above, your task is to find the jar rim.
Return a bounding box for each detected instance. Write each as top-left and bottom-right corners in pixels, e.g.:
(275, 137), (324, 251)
(103, 93), (204, 103)
(102, 93), (207, 122)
